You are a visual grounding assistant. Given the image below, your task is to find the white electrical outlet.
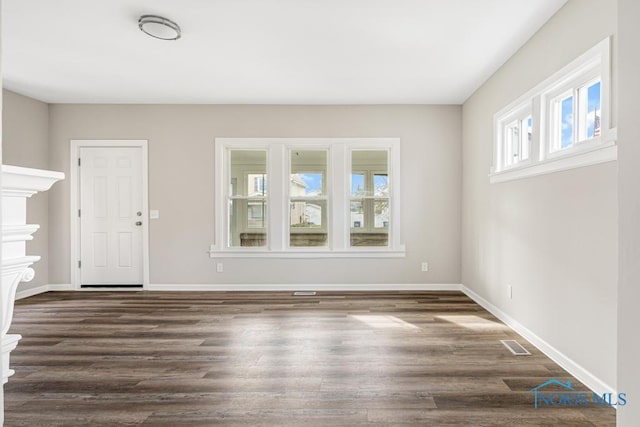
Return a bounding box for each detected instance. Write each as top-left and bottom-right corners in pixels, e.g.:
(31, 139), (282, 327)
(216, 263), (224, 273)
(421, 262), (429, 272)
(508, 285), (513, 299)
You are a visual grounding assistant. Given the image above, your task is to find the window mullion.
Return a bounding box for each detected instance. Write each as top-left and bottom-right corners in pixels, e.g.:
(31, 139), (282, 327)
(366, 172), (374, 231)
(331, 144), (347, 250)
(518, 118), (524, 162)
(268, 143), (286, 251)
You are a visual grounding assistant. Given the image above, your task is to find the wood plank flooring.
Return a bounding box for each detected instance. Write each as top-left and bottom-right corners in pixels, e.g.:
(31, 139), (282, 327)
(5, 291), (615, 426)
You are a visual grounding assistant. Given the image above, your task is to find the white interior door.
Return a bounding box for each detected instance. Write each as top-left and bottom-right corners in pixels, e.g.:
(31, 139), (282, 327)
(80, 147), (143, 285)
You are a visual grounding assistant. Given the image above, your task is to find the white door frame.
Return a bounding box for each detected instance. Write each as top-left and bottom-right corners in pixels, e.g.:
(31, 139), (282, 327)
(70, 140), (150, 290)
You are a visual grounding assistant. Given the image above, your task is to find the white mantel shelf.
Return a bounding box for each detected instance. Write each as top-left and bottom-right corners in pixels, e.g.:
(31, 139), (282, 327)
(2, 164), (64, 384)
(2, 165), (64, 196)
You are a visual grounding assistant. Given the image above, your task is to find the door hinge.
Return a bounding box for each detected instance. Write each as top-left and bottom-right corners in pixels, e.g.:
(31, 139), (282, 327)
(78, 260), (82, 268)
(78, 209), (81, 217)
(78, 158), (81, 166)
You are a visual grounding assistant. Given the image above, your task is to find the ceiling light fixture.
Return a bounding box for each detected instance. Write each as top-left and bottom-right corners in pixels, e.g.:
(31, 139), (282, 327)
(138, 15), (181, 40)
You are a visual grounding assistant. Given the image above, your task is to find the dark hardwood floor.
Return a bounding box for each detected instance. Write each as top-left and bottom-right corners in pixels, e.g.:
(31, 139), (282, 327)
(5, 291), (615, 426)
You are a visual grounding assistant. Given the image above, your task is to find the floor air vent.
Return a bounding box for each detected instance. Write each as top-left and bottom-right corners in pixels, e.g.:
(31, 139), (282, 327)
(500, 339), (531, 355)
(81, 284), (143, 289)
(293, 291), (317, 296)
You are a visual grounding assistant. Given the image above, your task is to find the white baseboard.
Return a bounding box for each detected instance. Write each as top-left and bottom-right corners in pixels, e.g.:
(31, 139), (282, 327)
(17, 283), (460, 297)
(16, 284), (72, 300)
(461, 284), (616, 397)
(48, 284), (73, 291)
(147, 283), (463, 292)
(15, 284), (50, 300)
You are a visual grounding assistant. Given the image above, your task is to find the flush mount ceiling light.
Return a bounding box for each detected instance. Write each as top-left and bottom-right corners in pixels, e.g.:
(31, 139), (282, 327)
(138, 15), (181, 40)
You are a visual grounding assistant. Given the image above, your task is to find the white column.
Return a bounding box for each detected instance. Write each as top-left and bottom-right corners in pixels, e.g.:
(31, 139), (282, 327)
(1, 165), (64, 384)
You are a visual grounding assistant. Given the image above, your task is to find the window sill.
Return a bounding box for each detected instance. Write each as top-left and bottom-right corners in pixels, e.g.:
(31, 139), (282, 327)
(489, 139), (617, 184)
(208, 246), (406, 259)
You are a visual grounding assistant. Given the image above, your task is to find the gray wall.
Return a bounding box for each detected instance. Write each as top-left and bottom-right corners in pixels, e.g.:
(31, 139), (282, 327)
(617, 0), (640, 423)
(48, 104), (462, 285)
(2, 89), (50, 292)
(461, 0), (618, 390)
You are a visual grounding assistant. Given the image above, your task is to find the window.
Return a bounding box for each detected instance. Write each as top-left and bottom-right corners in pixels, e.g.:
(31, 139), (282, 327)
(497, 103), (532, 169)
(350, 150), (390, 246)
(549, 79), (601, 152)
(492, 37), (615, 183)
(213, 138), (404, 257)
(289, 150), (328, 247)
(252, 175), (267, 193)
(228, 150), (268, 247)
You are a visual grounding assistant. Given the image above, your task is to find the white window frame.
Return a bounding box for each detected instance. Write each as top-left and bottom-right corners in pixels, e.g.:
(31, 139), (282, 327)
(495, 102), (533, 171)
(491, 37), (616, 184)
(212, 138), (404, 258)
(544, 66), (602, 157)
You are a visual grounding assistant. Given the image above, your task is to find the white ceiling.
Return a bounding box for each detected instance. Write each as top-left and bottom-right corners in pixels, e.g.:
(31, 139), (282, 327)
(2, 0), (567, 104)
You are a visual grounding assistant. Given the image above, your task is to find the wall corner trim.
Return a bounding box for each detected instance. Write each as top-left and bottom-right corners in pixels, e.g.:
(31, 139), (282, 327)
(461, 284), (616, 398)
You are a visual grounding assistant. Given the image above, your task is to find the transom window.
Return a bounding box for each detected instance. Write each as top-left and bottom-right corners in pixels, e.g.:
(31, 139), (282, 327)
(497, 104), (532, 169)
(492, 37), (614, 183)
(549, 79), (601, 152)
(213, 138), (404, 257)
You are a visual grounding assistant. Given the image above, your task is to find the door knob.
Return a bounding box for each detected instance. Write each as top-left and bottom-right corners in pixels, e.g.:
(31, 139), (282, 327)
(135, 221), (142, 226)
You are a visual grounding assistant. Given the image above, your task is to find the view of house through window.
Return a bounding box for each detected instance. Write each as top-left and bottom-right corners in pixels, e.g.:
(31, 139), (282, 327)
(289, 150), (328, 247)
(351, 150), (389, 246)
(229, 150), (267, 247)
